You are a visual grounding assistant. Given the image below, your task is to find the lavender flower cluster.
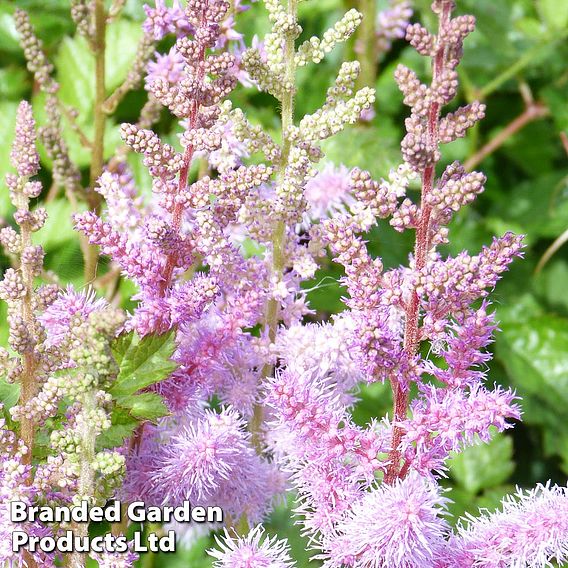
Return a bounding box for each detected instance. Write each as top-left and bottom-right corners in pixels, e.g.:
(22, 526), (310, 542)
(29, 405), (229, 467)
(1, 0), (567, 567)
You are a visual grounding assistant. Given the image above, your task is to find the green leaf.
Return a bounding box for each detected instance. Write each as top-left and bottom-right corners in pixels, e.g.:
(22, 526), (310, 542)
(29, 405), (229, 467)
(476, 484), (517, 514)
(491, 171), (568, 240)
(534, 260), (568, 312)
(496, 310), (568, 415)
(241, 237), (266, 259)
(116, 392), (169, 421)
(320, 124), (401, 178)
(302, 264), (346, 315)
(104, 21), (144, 92)
(110, 331), (177, 397)
(542, 428), (568, 477)
(55, 35), (94, 117)
(0, 67), (30, 100)
(127, 151), (154, 201)
(539, 0), (568, 31)
(266, 493), (321, 566)
(0, 379), (20, 411)
(352, 382), (392, 426)
(55, 20), (142, 118)
(449, 433), (515, 495)
(0, 5), (22, 53)
(445, 485), (474, 522)
(32, 90), (123, 169)
(96, 407), (139, 450)
(40, 198), (81, 251)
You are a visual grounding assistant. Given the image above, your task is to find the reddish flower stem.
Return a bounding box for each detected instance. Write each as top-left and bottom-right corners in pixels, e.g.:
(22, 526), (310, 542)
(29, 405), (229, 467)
(158, 36), (207, 296)
(159, 107), (198, 294)
(385, 1), (452, 485)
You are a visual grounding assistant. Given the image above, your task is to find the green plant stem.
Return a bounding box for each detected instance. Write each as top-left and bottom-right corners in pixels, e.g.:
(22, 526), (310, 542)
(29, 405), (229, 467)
(67, 393), (97, 568)
(356, 0), (377, 88)
(250, 0), (298, 456)
(18, 217), (37, 468)
(84, 0), (107, 283)
(14, 183), (39, 568)
(12, 177), (39, 478)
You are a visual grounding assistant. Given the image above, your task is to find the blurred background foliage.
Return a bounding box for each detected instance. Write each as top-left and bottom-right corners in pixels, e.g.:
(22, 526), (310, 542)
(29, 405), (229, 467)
(0, 0), (567, 565)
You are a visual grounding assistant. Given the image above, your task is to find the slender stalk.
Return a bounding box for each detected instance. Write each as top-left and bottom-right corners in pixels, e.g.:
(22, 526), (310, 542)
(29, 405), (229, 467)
(10, 166), (40, 479)
(535, 227), (568, 275)
(84, 0), (107, 283)
(14, 186), (39, 568)
(384, 0), (452, 485)
(18, 223), (38, 468)
(464, 102), (549, 171)
(158, 31), (208, 296)
(251, 0), (298, 451)
(561, 131), (568, 156)
(67, 393), (97, 568)
(356, 0), (377, 88)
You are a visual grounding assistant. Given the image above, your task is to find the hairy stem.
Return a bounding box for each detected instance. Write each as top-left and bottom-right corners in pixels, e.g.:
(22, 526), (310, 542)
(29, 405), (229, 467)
(385, 0), (452, 484)
(67, 393), (97, 568)
(15, 185), (39, 568)
(11, 179), (39, 472)
(84, 0), (107, 283)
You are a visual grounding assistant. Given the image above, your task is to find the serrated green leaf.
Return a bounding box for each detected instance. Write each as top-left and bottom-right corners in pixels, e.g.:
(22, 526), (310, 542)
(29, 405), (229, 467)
(110, 331), (177, 397)
(96, 407), (139, 450)
(449, 433), (515, 495)
(116, 392), (169, 421)
(110, 332), (135, 368)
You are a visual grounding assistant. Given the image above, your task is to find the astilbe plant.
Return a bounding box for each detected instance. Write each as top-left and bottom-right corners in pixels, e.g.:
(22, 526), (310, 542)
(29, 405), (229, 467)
(1, 0), (568, 567)
(75, 0), (376, 530)
(0, 103), (130, 568)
